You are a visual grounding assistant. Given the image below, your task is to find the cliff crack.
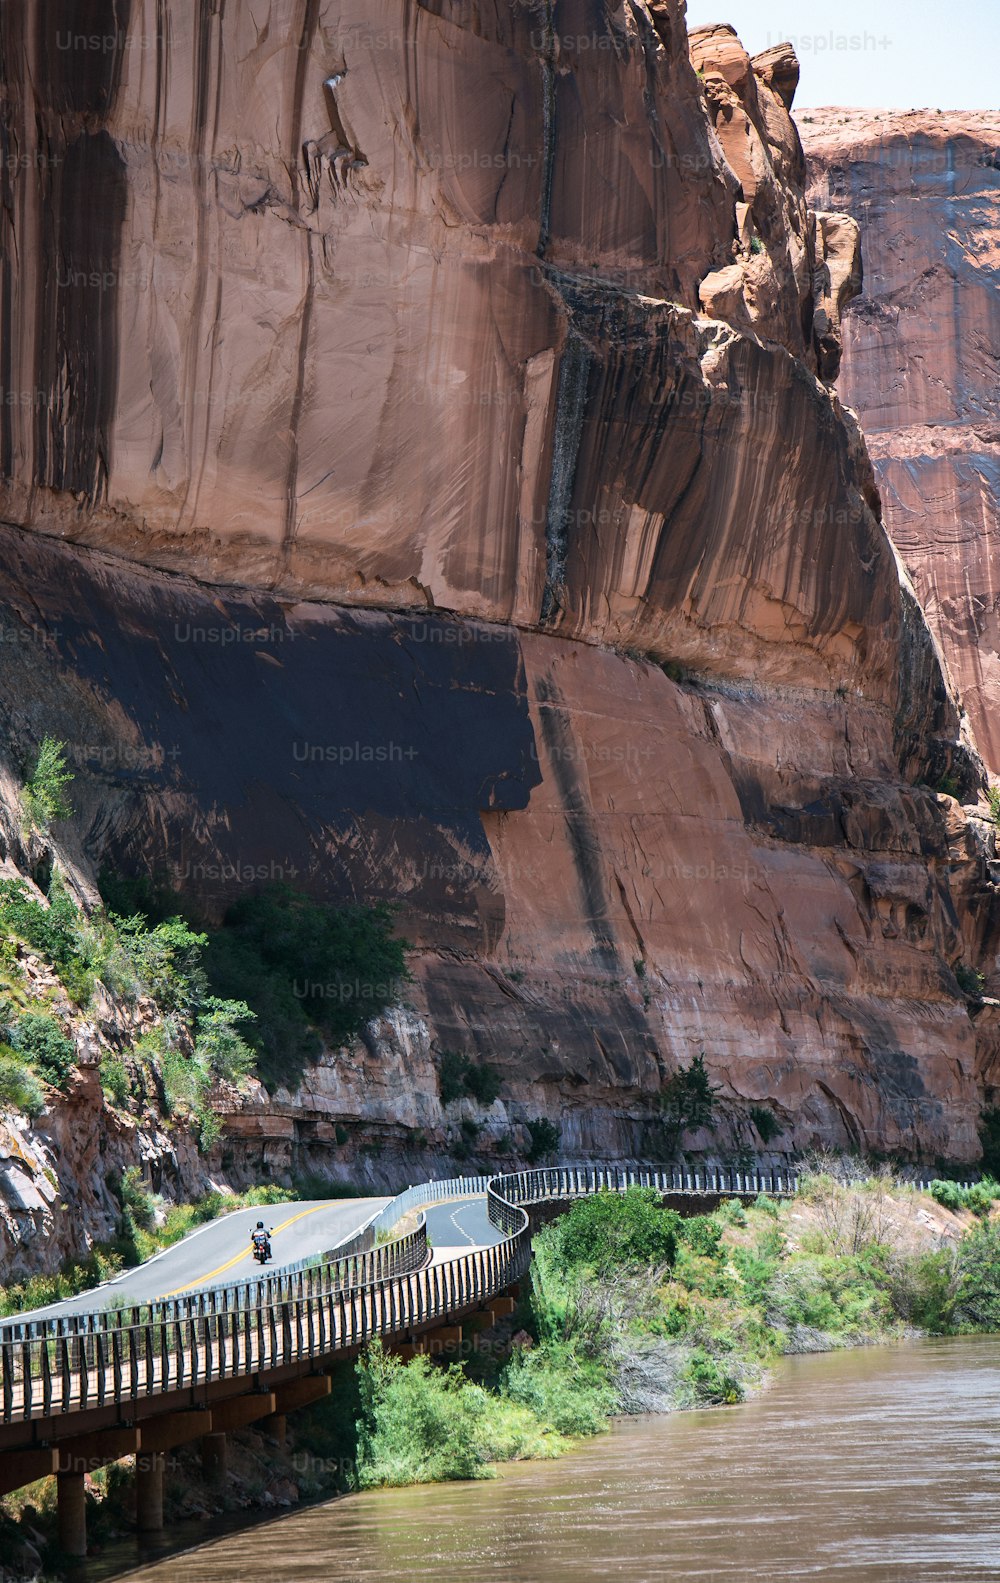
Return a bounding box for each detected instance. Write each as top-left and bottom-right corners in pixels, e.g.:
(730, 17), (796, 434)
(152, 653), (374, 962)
(535, 1), (557, 257)
(540, 334), (592, 623)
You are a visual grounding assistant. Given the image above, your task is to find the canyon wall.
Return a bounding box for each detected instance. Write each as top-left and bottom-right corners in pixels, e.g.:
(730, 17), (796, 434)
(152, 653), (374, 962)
(804, 110), (1000, 769)
(0, 4), (997, 1198)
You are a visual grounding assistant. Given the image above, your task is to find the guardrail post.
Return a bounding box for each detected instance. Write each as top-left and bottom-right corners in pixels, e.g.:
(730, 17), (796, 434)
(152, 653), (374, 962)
(95, 1333), (106, 1407)
(2, 1338), (14, 1422)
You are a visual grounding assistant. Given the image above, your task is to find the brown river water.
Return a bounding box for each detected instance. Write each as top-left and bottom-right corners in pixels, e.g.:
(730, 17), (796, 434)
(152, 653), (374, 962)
(123, 1336), (1000, 1583)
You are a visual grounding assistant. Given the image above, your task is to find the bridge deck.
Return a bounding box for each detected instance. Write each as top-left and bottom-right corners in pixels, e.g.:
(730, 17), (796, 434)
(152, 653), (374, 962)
(1, 1164), (808, 1437)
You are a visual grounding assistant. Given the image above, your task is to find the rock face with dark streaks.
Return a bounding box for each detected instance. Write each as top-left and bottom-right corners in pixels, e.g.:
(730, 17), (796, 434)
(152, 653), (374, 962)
(804, 109), (1000, 769)
(0, 6), (996, 1180)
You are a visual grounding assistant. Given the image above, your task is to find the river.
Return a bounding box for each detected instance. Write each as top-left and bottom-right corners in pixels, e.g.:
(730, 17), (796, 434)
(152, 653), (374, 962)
(124, 1336), (1000, 1583)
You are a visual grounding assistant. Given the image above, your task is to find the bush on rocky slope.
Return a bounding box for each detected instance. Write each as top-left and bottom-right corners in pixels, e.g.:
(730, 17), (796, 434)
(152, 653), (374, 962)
(0, 871), (409, 1139)
(98, 875), (410, 1093)
(21, 736), (74, 836)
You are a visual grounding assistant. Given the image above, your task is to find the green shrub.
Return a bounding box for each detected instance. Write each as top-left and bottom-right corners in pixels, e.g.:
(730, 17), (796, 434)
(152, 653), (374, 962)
(554, 1189), (680, 1276)
(453, 1117), (481, 1161)
(156, 1038), (206, 1115)
(195, 1108), (223, 1151)
(438, 1049), (466, 1105)
(930, 1179), (964, 1212)
(683, 1346), (744, 1404)
(0, 1047), (44, 1117)
(525, 1117), (561, 1164)
(22, 737), (73, 832)
(715, 1197), (747, 1227)
(753, 1192), (780, 1219)
(200, 886), (408, 1092)
(929, 1178), (999, 1217)
(355, 1341), (556, 1487)
(438, 1050), (500, 1107)
(0, 877), (96, 1004)
(953, 1220), (1000, 1329)
(955, 962), (985, 998)
(750, 1105), (781, 1144)
(116, 1166), (155, 1234)
(464, 1062), (501, 1106)
(965, 1182), (997, 1218)
(102, 913), (208, 1012)
(9, 1011), (75, 1088)
(502, 1339), (614, 1435)
(887, 1248), (958, 1331)
(193, 997), (255, 1083)
(100, 1055), (131, 1109)
(660, 1053), (719, 1138)
(679, 1215), (724, 1258)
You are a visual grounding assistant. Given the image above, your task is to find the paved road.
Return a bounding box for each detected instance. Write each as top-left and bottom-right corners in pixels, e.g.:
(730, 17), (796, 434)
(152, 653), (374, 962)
(6, 1197), (388, 1324)
(424, 1195), (504, 1250)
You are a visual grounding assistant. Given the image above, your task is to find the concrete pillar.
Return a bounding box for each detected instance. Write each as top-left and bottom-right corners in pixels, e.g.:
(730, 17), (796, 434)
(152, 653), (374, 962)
(56, 1469), (87, 1558)
(136, 1450), (165, 1533)
(201, 1432), (227, 1483)
(262, 1413), (287, 1450)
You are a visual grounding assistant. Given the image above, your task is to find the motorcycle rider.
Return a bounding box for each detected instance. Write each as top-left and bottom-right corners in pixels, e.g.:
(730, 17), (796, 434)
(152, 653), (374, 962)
(250, 1220), (272, 1262)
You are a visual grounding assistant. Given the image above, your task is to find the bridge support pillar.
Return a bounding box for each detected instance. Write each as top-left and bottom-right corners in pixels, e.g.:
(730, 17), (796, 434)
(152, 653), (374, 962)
(57, 1469), (87, 1558)
(201, 1433), (227, 1484)
(136, 1450), (165, 1532)
(263, 1412), (287, 1449)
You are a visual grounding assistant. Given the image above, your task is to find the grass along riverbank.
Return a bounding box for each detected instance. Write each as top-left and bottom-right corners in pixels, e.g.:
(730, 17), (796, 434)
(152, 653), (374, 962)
(351, 1167), (1000, 1485)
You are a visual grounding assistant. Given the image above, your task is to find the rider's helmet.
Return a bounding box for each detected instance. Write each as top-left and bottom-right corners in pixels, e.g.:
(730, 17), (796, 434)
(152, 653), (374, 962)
(256, 1220), (264, 1229)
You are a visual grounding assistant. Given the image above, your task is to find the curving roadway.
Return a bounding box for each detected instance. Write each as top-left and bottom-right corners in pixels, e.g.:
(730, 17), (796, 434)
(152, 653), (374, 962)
(5, 1196), (389, 1325)
(423, 1195), (503, 1252)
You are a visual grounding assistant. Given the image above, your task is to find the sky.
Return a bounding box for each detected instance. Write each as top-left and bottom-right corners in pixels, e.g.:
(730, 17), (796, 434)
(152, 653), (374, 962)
(684, 0), (999, 109)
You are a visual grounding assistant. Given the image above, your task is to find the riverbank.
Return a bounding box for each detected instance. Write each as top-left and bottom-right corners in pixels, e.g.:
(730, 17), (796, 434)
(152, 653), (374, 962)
(2, 1168), (998, 1576)
(350, 1167), (997, 1488)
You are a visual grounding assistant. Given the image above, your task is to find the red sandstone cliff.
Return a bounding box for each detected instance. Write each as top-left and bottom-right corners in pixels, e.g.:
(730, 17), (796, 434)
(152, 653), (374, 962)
(0, 6), (996, 1188)
(804, 110), (1000, 770)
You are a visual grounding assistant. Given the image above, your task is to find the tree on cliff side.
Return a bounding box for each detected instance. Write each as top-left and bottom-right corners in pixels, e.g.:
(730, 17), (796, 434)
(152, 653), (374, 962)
(22, 736), (73, 834)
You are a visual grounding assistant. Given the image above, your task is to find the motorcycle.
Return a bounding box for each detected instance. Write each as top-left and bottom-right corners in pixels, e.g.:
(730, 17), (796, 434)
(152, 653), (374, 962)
(252, 1231), (273, 1265)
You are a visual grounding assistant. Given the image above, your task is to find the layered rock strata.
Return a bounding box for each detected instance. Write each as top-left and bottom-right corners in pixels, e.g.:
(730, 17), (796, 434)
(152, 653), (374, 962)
(0, 5), (995, 1186)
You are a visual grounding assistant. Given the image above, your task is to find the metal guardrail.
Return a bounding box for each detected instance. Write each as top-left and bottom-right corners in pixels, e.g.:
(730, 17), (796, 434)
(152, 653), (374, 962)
(0, 1162), (972, 1426)
(0, 1177), (491, 1349)
(491, 1164), (801, 1210)
(364, 1176), (492, 1237)
(0, 1221), (429, 1346)
(485, 1164), (974, 1222)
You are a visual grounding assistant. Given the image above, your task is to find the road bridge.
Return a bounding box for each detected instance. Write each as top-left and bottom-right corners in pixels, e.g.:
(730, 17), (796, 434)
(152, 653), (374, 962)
(0, 1163), (813, 1555)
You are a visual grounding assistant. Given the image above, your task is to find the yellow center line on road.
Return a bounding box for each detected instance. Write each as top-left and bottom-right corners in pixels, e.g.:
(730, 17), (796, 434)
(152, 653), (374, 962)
(158, 1206), (329, 1299)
